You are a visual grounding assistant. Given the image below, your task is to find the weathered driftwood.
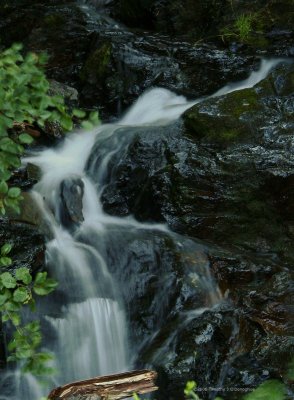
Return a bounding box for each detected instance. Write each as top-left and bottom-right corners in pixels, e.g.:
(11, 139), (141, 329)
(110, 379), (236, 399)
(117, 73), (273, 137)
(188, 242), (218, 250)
(48, 369), (158, 400)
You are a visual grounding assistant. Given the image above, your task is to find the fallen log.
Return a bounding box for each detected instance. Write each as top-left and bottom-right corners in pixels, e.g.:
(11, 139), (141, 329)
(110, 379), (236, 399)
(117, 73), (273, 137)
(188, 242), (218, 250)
(48, 369), (158, 400)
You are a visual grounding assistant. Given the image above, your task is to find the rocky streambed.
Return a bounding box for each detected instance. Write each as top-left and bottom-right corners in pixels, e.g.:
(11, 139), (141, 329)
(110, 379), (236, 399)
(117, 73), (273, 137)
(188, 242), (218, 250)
(0, 1), (293, 399)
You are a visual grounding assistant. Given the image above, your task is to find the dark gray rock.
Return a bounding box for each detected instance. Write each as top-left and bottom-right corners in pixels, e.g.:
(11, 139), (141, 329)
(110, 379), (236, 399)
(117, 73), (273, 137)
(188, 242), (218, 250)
(59, 176), (85, 228)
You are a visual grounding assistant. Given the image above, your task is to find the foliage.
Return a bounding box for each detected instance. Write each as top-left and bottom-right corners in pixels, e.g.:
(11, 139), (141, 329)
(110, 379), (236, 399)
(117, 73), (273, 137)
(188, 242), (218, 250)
(0, 243), (57, 375)
(183, 379), (288, 400)
(0, 42), (100, 376)
(0, 42), (99, 216)
(184, 381), (201, 400)
(133, 377), (290, 400)
(184, 381), (223, 400)
(243, 380), (287, 400)
(233, 14), (254, 42)
(220, 13), (254, 43)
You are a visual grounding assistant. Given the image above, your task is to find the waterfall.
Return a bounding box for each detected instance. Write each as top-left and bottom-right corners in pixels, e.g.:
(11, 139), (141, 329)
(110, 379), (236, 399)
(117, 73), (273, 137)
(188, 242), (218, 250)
(0, 58), (285, 400)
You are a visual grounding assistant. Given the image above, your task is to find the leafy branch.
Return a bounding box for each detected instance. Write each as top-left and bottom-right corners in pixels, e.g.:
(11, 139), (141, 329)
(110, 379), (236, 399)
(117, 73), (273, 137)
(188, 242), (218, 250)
(0, 42), (99, 376)
(0, 243), (58, 375)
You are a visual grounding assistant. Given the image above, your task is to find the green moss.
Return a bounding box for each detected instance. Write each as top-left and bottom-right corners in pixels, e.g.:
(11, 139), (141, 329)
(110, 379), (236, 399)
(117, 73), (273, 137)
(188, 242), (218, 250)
(43, 14), (65, 28)
(184, 87), (265, 145)
(80, 43), (112, 84)
(218, 88), (261, 117)
(205, 128), (242, 143)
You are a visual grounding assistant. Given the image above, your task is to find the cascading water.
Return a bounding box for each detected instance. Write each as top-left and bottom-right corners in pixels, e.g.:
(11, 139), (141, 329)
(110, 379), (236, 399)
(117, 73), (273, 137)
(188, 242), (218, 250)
(0, 58), (285, 400)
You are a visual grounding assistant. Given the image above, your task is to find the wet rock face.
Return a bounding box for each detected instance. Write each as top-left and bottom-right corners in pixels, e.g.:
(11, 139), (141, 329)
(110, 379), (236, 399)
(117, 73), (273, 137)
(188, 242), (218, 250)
(100, 63), (294, 260)
(0, 221), (44, 272)
(0, 2), (92, 83)
(103, 230), (215, 347)
(59, 176), (85, 229)
(0, 1), (292, 120)
(0, 0), (258, 118)
(114, 0), (294, 55)
(91, 63), (294, 398)
(79, 35), (256, 116)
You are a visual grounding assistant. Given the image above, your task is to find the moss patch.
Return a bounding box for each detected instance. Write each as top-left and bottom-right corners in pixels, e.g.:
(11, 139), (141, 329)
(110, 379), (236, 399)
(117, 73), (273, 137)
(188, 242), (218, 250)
(184, 87), (267, 145)
(80, 42), (112, 84)
(43, 13), (65, 28)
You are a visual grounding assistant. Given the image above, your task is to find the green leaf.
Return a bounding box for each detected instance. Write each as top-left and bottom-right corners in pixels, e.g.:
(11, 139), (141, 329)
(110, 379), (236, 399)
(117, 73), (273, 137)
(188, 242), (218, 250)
(185, 381), (197, 392)
(60, 114), (73, 131)
(26, 320), (40, 333)
(33, 274), (58, 296)
(0, 170), (11, 181)
(18, 133), (34, 145)
(0, 115), (13, 132)
(1, 243), (12, 256)
(33, 280), (57, 295)
(243, 380), (287, 400)
(15, 346), (34, 360)
(15, 267), (32, 285)
(13, 287), (29, 303)
(0, 256), (12, 267)
(34, 272), (47, 285)
(2, 313), (9, 322)
(10, 312), (21, 326)
(89, 111), (100, 126)
(72, 108), (86, 118)
(7, 187), (21, 198)
(3, 300), (20, 311)
(1, 272), (16, 288)
(81, 121), (93, 130)
(0, 181), (8, 194)
(4, 197), (21, 214)
(25, 52), (38, 64)
(0, 289), (11, 305)
(37, 52), (49, 65)
(11, 43), (23, 52)
(0, 137), (21, 154)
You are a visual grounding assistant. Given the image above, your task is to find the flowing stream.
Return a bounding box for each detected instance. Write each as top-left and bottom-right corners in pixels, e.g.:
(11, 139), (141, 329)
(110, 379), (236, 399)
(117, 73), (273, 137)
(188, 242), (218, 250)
(0, 58), (285, 400)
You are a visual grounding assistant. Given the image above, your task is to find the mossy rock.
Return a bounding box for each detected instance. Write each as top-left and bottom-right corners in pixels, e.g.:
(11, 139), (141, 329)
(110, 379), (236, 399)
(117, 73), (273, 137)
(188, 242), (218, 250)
(184, 62), (294, 146)
(80, 42), (112, 84)
(43, 13), (66, 28)
(184, 87), (266, 145)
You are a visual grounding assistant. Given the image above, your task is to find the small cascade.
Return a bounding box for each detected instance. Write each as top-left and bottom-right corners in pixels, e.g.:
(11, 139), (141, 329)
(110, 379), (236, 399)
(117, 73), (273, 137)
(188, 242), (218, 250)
(46, 297), (128, 381)
(0, 58), (285, 399)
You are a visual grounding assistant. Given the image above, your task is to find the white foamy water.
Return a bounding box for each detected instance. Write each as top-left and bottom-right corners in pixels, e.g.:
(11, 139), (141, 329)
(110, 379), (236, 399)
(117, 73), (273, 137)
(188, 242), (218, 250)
(120, 88), (197, 125)
(212, 58), (286, 97)
(0, 58), (285, 400)
(46, 298), (128, 382)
